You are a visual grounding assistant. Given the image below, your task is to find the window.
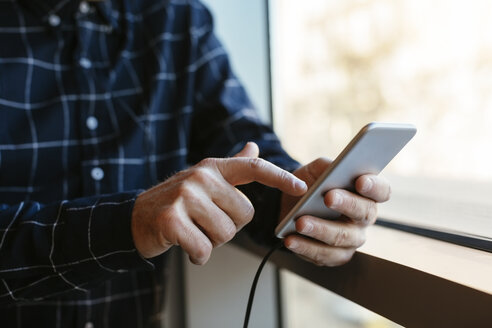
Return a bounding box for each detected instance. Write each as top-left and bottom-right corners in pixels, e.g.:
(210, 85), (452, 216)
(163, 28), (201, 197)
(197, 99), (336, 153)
(270, 0), (492, 326)
(270, 0), (492, 242)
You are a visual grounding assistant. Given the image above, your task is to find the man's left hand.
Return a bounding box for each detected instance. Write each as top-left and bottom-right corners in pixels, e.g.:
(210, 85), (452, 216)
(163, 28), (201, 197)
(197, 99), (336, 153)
(279, 157), (391, 266)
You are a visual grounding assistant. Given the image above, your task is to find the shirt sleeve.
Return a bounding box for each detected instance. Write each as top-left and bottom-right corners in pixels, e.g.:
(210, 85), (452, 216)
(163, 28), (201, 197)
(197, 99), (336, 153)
(187, 3), (301, 246)
(0, 191), (153, 305)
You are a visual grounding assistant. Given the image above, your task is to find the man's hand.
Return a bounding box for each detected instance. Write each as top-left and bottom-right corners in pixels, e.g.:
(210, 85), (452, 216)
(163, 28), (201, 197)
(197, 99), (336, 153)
(280, 158), (391, 267)
(131, 142), (308, 265)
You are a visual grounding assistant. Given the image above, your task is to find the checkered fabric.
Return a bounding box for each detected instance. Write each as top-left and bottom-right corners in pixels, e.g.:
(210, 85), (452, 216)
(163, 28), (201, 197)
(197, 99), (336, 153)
(0, 0), (298, 326)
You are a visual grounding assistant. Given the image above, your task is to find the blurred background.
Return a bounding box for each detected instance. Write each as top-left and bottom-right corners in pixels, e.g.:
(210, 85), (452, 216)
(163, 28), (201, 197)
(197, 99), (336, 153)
(270, 0), (492, 327)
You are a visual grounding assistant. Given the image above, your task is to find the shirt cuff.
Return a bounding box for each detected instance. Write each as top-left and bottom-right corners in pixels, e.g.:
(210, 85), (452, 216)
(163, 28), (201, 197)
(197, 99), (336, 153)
(57, 191), (154, 284)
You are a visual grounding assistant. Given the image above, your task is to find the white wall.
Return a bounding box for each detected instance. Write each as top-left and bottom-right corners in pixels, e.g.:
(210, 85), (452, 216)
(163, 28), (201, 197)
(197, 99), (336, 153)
(185, 1), (279, 328)
(202, 0), (271, 123)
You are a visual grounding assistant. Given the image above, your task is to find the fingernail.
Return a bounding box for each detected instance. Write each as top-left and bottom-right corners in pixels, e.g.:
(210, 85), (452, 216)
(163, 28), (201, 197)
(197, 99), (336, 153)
(301, 221), (313, 233)
(361, 177), (373, 193)
(287, 240), (298, 251)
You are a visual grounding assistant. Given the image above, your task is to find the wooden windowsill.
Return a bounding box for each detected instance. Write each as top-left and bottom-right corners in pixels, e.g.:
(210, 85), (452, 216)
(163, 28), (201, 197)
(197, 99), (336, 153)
(234, 225), (492, 327)
(361, 225), (492, 295)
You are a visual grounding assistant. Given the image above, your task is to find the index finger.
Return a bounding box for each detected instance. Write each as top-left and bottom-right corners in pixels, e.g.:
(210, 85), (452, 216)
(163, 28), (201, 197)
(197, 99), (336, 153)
(214, 157), (307, 196)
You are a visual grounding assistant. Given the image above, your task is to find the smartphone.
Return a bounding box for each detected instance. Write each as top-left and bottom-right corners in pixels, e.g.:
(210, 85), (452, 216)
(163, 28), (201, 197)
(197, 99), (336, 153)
(275, 122), (417, 238)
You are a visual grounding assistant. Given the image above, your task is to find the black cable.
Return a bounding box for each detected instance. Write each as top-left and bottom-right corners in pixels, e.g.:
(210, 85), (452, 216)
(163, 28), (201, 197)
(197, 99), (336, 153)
(243, 241), (284, 328)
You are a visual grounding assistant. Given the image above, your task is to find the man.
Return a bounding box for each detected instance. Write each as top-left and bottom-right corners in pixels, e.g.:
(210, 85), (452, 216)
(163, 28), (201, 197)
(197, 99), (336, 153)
(0, 0), (390, 327)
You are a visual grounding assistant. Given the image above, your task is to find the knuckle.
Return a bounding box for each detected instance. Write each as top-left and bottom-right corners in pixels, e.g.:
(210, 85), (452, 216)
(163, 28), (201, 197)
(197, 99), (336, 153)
(333, 227), (349, 247)
(190, 167), (212, 184)
(222, 224), (237, 243)
(312, 249), (326, 267)
(279, 169), (297, 191)
(159, 207), (184, 246)
(279, 170), (292, 185)
(214, 223), (236, 246)
(161, 207), (181, 230)
(248, 157), (264, 171)
(348, 196), (358, 213)
(198, 157), (216, 168)
(233, 197), (255, 229)
(210, 219), (237, 246)
(243, 203), (255, 223)
(177, 182), (194, 198)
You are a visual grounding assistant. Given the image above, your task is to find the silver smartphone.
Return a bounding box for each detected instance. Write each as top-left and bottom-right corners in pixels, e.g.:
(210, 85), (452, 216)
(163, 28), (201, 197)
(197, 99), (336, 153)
(275, 122), (417, 238)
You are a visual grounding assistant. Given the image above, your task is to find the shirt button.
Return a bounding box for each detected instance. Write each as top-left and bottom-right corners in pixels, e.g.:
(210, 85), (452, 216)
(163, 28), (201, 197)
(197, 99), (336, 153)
(86, 116), (98, 130)
(48, 14), (61, 27)
(79, 57), (92, 69)
(79, 1), (90, 14)
(84, 322), (94, 328)
(91, 167), (104, 181)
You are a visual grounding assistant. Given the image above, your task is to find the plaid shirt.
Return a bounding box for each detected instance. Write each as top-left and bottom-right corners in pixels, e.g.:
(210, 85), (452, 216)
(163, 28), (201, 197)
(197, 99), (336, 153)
(0, 0), (298, 327)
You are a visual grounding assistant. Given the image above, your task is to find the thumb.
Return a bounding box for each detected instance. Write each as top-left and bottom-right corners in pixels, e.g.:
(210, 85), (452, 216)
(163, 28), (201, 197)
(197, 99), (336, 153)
(233, 142), (259, 158)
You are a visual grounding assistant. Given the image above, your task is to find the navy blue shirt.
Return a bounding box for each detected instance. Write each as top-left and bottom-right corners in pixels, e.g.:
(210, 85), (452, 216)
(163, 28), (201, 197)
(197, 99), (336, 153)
(0, 0), (298, 327)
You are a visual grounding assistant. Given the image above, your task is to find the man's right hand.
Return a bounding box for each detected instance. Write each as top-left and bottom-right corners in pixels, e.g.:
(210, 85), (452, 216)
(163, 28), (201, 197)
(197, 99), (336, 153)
(131, 142), (307, 265)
